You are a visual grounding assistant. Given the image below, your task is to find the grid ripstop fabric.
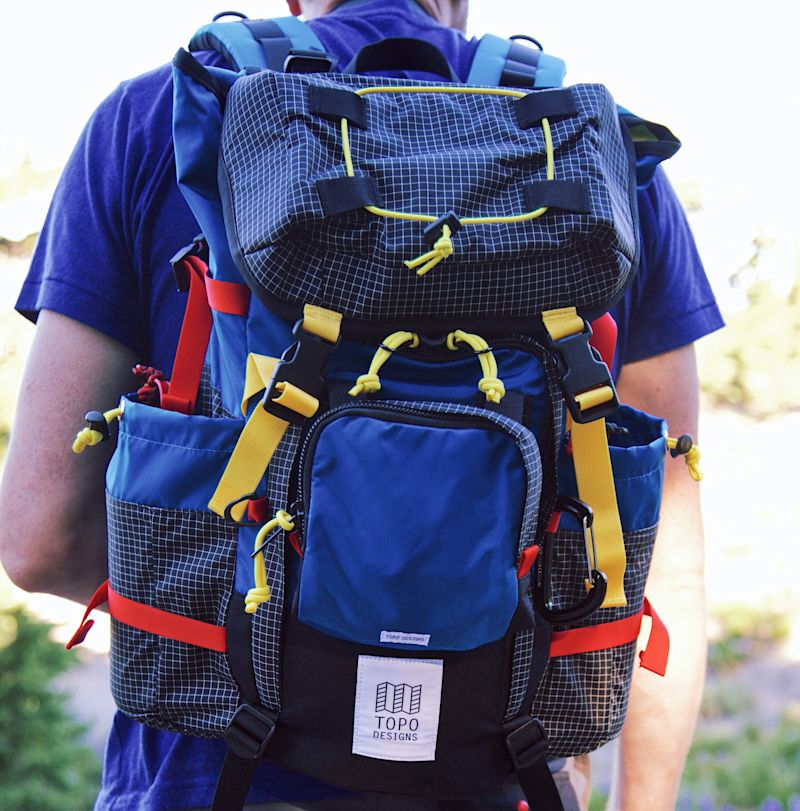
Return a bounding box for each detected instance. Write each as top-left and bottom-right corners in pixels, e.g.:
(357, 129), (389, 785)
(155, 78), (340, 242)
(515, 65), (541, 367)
(530, 525), (659, 756)
(219, 71), (637, 321)
(106, 496), (240, 736)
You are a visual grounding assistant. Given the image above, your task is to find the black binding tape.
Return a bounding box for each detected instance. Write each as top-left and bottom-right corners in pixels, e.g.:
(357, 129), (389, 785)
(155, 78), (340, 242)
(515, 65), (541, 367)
(524, 180), (590, 213)
(309, 85), (367, 128)
(515, 88), (578, 129)
(317, 176), (381, 216)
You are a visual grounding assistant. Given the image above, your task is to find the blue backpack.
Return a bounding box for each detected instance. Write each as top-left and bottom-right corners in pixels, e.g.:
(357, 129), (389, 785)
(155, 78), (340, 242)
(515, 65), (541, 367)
(69, 14), (697, 811)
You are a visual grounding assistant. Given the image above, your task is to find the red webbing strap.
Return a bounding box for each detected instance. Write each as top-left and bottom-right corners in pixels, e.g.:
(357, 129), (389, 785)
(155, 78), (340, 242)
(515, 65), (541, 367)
(549, 598), (669, 676)
(160, 254), (214, 414)
(66, 579), (227, 653)
(205, 274), (250, 316)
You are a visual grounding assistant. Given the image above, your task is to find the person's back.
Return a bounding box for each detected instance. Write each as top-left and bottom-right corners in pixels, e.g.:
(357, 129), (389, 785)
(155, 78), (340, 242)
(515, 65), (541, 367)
(0, 2), (720, 809)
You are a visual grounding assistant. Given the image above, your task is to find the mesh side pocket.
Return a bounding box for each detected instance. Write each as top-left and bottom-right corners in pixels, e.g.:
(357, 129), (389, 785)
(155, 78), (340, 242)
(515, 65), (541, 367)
(533, 524), (658, 757)
(107, 496), (239, 736)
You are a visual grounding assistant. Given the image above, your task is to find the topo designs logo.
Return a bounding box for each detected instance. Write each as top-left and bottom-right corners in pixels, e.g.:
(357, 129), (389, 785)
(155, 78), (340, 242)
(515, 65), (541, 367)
(373, 681), (421, 740)
(376, 681), (422, 715)
(353, 656), (442, 761)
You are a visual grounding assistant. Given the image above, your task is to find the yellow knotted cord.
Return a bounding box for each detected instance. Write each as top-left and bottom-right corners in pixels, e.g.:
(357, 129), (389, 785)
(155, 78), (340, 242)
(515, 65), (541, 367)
(404, 225), (454, 276)
(666, 437), (703, 482)
(72, 407), (124, 454)
(245, 510), (295, 614)
(349, 331), (420, 396)
(447, 330), (505, 404)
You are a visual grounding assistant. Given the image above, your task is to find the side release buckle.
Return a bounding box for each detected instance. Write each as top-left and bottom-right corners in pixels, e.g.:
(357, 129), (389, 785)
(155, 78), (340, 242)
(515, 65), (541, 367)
(225, 704), (277, 760)
(546, 322), (618, 423)
(505, 717), (549, 772)
(261, 316), (340, 425)
(284, 49), (337, 73)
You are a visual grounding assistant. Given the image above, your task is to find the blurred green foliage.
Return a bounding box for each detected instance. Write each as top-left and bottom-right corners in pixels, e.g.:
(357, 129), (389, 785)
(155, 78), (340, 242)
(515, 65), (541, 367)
(707, 605), (791, 675)
(699, 276), (800, 417)
(682, 715), (800, 808)
(0, 606), (101, 810)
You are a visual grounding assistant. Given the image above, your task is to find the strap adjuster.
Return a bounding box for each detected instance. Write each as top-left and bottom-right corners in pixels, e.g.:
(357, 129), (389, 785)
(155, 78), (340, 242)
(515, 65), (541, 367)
(170, 234), (209, 292)
(284, 49), (337, 73)
(261, 316), (340, 425)
(546, 323), (618, 423)
(505, 717), (549, 772)
(225, 704), (277, 760)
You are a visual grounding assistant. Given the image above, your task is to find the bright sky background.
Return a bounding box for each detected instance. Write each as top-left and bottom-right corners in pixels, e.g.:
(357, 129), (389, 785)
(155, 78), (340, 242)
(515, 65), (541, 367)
(2, 0), (798, 304)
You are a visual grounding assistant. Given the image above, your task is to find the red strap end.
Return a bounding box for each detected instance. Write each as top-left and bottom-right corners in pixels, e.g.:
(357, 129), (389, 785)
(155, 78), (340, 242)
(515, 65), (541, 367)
(516, 545), (539, 579)
(638, 598), (670, 676)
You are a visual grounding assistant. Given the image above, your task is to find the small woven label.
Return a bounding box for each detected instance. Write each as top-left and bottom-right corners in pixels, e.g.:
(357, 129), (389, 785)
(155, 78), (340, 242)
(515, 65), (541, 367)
(352, 655), (443, 761)
(379, 630), (431, 647)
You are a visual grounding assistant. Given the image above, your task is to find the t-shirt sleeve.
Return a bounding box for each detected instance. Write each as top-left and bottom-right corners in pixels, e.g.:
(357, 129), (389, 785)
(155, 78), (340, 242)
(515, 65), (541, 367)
(617, 168), (724, 366)
(16, 81), (149, 355)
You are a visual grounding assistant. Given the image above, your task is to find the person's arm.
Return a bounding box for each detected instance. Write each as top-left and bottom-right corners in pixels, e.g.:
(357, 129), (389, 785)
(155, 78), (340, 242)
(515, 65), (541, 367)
(607, 342), (707, 810)
(0, 309), (138, 604)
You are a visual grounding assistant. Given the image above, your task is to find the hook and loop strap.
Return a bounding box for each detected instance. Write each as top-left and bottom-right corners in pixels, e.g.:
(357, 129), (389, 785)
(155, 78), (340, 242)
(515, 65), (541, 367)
(542, 307), (626, 608)
(209, 305), (342, 522)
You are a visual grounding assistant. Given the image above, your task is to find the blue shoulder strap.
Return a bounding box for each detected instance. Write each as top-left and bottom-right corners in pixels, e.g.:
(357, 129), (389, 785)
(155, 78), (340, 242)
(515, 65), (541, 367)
(188, 15), (331, 72)
(467, 34), (566, 89)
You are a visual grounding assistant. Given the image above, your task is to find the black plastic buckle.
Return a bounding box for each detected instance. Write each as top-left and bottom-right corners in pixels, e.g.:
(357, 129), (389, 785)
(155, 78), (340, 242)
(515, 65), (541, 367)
(284, 49), (337, 73)
(546, 322), (619, 424)
(261, 317), (340, 425)
(505, 717), (549, 772)
(169, 234), (209, 292)
(225, 704), (277, 760)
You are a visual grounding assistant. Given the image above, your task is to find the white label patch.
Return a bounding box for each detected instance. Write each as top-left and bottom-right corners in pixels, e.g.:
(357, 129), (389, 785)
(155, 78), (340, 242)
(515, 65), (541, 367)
(380, 630), (431, 647)
(353, 655), (443, 762)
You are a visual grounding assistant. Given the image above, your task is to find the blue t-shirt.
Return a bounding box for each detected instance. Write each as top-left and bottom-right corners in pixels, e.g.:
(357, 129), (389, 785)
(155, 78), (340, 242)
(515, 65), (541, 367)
(17, 1), (723, 809)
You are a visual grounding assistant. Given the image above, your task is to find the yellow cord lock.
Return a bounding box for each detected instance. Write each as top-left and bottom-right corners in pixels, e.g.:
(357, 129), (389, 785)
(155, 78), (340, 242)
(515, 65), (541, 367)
(667, 435), (703, 481)
(245, 510), (296, 614)
(72, 407), (124, 454)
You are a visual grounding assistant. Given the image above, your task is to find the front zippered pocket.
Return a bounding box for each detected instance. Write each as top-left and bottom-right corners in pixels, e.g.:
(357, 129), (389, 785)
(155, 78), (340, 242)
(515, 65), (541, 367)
(294, 400), (542, 651)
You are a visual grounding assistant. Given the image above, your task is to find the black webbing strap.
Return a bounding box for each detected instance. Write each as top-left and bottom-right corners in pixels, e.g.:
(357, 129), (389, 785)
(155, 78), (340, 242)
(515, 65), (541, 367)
(173, 48), (230, 109)
(243, 19), (294, 71)
(317, 176), (382, 216)
(515, 88), (578, 129)
(525, 180), (590, 214)
(509, 722), (566, 811)
(500, 41), (540, 89)
(212, 596), (277, 811)
(309, 85), (367, 128)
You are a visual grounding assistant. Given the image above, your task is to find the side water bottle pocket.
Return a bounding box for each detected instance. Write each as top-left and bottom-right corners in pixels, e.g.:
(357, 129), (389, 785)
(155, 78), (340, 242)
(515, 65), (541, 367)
(295, 400), (543, 652)
(532, 404), (668, 757)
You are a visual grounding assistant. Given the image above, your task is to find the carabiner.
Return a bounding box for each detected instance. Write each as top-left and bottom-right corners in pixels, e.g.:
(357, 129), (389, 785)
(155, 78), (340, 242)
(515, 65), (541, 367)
(534, 495), (608, 625)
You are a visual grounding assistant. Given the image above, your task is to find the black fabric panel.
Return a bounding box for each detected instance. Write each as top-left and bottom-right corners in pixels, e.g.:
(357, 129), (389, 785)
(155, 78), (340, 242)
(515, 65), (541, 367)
(309, 85), (367, 128)
(515, 88), (578, 129)
(516, 753), (565, 811)
(345, 37), (458, 81)
(317, 176), (382, 216)
(524, 180), (590, 214)
(267, 615), (515, 798)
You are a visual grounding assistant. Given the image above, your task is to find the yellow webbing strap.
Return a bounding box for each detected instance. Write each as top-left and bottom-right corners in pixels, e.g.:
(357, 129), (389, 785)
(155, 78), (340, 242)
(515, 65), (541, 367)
(209, 305), (342, 521)
(542, 308), (627, 608)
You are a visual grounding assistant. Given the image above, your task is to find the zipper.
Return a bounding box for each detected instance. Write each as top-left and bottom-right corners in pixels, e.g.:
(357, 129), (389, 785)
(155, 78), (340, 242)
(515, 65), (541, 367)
(295, 400), (537, 551)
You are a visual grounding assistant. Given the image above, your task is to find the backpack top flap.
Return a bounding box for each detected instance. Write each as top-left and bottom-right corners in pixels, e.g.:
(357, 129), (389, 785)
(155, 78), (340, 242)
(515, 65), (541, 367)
(218, 70), (638, 329)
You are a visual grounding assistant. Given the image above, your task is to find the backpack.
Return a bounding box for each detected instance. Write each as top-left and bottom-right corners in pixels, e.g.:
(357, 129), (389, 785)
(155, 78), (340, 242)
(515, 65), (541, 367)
(68, 13), (698, 810)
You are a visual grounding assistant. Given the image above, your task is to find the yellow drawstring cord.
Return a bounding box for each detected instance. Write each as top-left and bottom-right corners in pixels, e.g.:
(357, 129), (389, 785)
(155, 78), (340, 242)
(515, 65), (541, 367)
(72, 407), (124, 454)
(447, 330), (505, 404)
(349, 331), (420, 397)
(666, 436), (703, 482)
(245, 510), (295, 614)
(404, 225), (454, 276)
